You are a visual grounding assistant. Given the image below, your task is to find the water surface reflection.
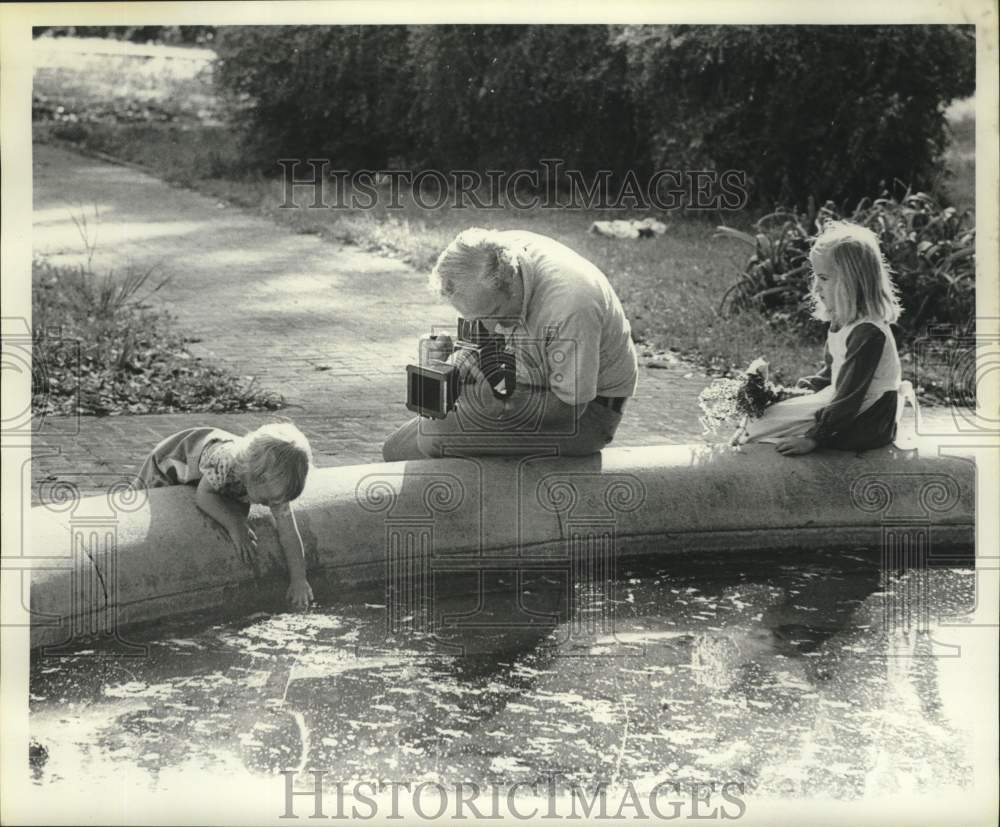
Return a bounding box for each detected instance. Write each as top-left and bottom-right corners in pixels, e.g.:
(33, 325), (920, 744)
(30, 548), (976, 799)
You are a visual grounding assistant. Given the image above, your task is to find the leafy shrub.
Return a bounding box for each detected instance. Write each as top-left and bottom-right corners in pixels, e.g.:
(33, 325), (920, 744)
(32, 258), (284, 416)
(212, 25), (973, 208)
(717, 188), (976, 339)
(618, 25), (975, 207)
(214, 26), (414, 169)
(716, 210), (817, 332)
(213, 25), (635, 177)
(861, 193), (975, 333)
(407, 26), (637, 175)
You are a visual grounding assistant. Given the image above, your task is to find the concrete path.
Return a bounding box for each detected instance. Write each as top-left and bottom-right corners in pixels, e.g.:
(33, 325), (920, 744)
(30, 143), (709, 502)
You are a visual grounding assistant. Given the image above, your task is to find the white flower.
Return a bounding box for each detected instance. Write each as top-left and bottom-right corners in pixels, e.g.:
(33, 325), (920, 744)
(745, 357), (769, 378)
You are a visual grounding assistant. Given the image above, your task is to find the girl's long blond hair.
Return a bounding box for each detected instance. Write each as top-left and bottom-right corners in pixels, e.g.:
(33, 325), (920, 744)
(809, 221), (901, 325)
(233, 423), (312, 502)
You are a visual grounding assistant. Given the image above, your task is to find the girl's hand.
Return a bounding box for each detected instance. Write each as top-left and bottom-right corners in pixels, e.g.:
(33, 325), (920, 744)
(775, 436), (818, 456)
(229, 523), (258, 564)
(286, 578), (314, 611)
(729, 415), (750, 446)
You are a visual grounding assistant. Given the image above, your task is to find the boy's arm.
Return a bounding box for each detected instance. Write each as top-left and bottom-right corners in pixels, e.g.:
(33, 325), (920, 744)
(272, 502), (313, 610)
(195, 476), (255, 560)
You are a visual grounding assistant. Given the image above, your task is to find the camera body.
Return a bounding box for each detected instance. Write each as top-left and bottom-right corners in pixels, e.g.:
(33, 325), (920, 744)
(406, 318), (516, 419)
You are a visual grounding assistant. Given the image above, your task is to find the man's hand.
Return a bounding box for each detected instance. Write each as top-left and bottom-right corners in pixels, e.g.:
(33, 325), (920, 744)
(286, 578), (314, 612)
(422, 334), (454, 364)
(228, 523), (258, 564)
(449, 347), (480, 381)
(775, 436), (818, 456)
(462, 361), (508, 419)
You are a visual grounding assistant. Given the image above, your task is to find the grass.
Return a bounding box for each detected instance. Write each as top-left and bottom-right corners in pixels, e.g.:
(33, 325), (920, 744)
(32, 257), (284, 416)
(32, 38), (977, 393)
(33, 36), (219, 122)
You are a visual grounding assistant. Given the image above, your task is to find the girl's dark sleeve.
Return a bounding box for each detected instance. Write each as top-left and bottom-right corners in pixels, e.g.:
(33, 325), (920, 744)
(805, 324), (886, 447)
(796, 342), (833, 391)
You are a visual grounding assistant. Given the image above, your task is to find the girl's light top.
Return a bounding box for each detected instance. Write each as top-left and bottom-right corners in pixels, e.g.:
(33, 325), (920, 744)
(827, 319), (901, 409)
(803, 319), (901, 448)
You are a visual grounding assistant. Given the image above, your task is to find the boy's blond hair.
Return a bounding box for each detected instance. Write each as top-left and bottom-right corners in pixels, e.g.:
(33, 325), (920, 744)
(235, 423), (312, 502)
(809, 221), (902, 325)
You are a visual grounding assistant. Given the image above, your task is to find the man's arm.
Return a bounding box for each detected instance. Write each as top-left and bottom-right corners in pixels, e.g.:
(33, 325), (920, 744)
(501, 384), (582, 430)
(465, 363), (584, 431)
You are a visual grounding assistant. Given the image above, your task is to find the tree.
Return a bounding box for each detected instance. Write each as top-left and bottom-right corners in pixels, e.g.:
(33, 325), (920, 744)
(617, 25), (975, 207)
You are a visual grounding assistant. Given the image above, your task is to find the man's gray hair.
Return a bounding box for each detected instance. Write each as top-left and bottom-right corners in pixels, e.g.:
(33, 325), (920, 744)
(429, 228), (521, 299)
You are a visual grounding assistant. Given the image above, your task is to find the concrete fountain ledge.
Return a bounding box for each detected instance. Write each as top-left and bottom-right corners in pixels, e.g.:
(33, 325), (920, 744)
(28, 443), (975, 650)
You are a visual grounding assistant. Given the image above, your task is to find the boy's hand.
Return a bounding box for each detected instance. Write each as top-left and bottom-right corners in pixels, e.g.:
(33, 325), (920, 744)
(775, 436), (818, 456)
(286, 578), (314, 611)
(229, 523), (258, 564)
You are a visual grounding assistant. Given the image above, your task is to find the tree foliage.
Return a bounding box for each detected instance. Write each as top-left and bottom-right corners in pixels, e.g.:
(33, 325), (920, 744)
(618, 25), (975, 207)
(213, 24), (974, 208)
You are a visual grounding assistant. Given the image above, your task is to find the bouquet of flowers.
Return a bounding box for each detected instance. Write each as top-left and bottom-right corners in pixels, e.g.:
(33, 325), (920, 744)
(698, 357), (803, 438)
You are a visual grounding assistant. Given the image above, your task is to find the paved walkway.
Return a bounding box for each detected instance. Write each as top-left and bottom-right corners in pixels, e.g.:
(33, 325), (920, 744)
(30, 144), (709, 503)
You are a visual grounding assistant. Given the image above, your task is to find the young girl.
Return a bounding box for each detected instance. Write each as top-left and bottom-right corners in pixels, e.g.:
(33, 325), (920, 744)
(136, 423), (314, 610)
(740, 221), (906, 456)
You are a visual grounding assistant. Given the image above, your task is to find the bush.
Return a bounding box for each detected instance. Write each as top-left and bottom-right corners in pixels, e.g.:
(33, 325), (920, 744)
(32, 258), (284, 416)
(716, 211), (817, 333)
(717, 188), (976, 340)
(214, 26), (414, 169)
(407, 26), (637, 175)
(214, 25), (635, 177)
(212, 25), (973, 208)
(618, 25), (975, 207)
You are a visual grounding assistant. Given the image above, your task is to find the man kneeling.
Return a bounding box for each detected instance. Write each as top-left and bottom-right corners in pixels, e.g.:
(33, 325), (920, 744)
(382, 228), (638, 461)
